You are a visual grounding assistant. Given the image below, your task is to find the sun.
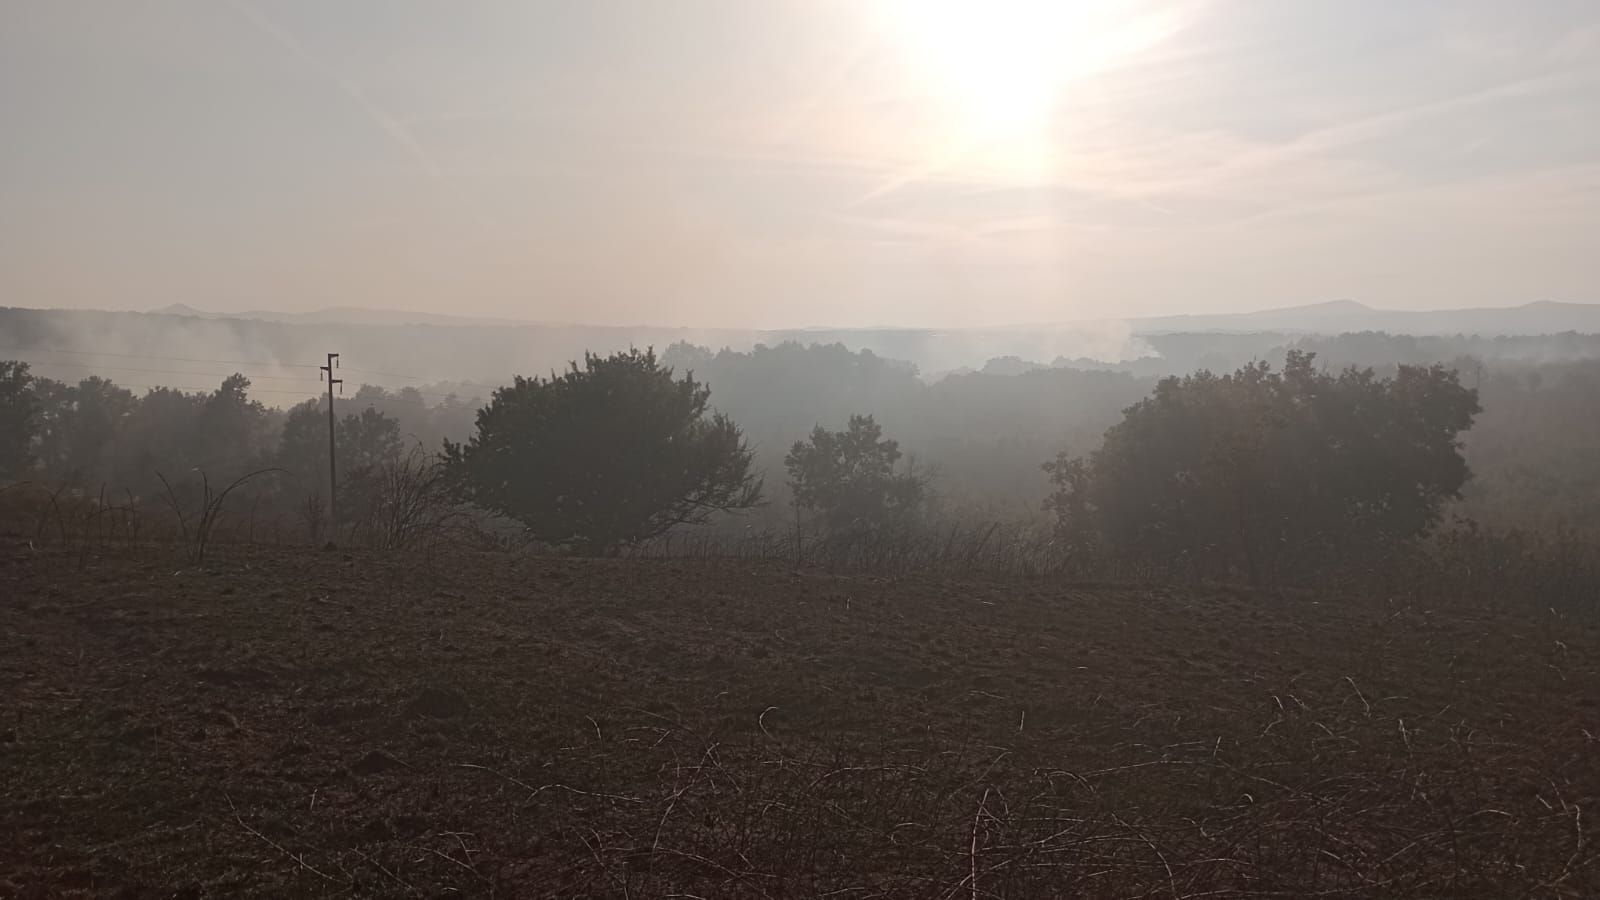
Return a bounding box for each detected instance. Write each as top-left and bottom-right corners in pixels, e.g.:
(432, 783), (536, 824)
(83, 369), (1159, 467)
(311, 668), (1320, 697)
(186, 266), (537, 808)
(878, 0), (1178, 145)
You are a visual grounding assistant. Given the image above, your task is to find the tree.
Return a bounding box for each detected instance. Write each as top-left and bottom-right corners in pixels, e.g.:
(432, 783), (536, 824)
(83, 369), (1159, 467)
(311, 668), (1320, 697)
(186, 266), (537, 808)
(278, 402), (403, 482)
(276, 400), (326, 485)
(33, 375), (137, 485)
(0, 361), (38, 478)
(104, 386), (204, 490)
(101, 377), (273, 496)
(196, 374), (272, 475)
(1045, 351), (1481, 582)
(786, 414), (927, 536)
(334, 407), (406, 531)
(338, 407), (404, 474)
(444, 347), (763, 554)
(659, 340), (1146, 528)
(276, 400), (406, 538)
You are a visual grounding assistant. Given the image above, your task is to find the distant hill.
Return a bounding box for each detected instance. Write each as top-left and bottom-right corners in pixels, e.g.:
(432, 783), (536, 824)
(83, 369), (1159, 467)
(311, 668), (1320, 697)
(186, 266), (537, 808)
(1132, 300), (1600, 335)
(148, 303), (539, 329)
(149, 299), (1600, 338)
(2, 300), (1595, 399)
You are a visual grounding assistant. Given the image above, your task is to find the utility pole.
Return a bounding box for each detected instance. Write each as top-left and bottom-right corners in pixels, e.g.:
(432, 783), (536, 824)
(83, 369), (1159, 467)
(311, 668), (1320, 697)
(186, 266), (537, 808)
(320, 352), (342, 545)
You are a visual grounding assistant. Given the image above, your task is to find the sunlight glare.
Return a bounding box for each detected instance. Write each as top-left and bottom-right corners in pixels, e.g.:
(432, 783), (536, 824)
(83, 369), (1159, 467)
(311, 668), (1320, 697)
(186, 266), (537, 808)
(879, 0), (1179, 144)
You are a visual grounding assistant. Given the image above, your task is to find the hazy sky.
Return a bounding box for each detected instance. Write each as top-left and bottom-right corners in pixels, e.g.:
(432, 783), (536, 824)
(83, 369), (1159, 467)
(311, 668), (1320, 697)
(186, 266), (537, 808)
(2, 1), (1597, 328)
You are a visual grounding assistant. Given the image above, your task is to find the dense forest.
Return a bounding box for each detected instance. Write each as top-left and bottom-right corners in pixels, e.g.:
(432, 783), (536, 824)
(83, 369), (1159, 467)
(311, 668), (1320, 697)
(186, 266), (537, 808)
(657, 338), (1600, 535)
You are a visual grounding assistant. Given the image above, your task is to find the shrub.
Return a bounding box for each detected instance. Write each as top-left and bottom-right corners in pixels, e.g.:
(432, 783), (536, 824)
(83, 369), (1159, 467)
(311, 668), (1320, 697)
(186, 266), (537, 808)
(444, 348), (762, 555)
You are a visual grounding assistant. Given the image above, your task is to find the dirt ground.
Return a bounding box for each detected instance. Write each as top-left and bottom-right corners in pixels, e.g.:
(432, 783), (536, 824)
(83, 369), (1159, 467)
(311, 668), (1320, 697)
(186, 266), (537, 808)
(2, 540), (1597, 898)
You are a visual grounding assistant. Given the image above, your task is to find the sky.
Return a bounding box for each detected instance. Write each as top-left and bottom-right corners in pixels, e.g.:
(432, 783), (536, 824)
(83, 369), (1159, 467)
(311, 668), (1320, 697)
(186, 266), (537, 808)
(1, 0), (1598, 328)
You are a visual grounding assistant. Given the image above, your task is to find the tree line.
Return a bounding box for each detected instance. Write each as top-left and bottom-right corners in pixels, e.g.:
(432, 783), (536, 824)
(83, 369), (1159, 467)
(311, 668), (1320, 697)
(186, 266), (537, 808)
(378, 345), (1486, 574)
(0, 362), (479, 545)
(1, 338), (1578, 582)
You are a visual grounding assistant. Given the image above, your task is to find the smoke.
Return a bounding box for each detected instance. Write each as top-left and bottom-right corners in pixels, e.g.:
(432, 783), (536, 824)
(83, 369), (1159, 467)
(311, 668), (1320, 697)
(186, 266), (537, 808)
(946, 319), (1160, 370)
(775, 319), (1159, 379)
(2, 306), (1172, 407)
(7, 308), (321, 402)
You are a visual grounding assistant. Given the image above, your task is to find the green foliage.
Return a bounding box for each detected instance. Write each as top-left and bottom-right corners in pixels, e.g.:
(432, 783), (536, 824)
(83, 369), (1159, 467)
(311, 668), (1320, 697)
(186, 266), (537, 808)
(662, 340), (1147, 522)
(0, 359), (475, 547)
(108, 386), (209, 488)
(275, 400), (407, 540)
(277, 402), (404, 486)
(345, 383), (479, 454)
(31, 375), (137, 482)
(275, 400), (326, 488)
(340, 407), (405, 472)
(21, 372), (277, 494)
(1457, 358), (1600, 533)
(1046, 351), (1481, 582)
(198, 374), (272, 472)
(444, 348), (762, 554)
(786, 414), (927, 536)
(0, 361), (38, 478)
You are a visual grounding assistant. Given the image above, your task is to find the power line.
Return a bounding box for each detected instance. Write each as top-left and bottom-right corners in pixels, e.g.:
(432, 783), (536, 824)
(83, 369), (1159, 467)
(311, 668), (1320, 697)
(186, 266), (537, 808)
(14, 360), (322, 384)
(0, 345), (319, 369)
(20, 377), (461, 406)
(348, 389), (464, 402)
(323, 352), (343, 543)
(332, 392), (448, 406)
(341, 366), (497, 391)
(17, 360), (467, 399)
(3, 346), (495, 392)
(5, 346), (487, 401)
(42, 381), (325, 397)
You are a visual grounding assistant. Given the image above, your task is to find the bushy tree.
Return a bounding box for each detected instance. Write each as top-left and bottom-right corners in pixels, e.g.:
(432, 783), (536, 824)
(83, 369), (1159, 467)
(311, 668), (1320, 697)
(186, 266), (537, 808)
(340, 407), (405, 474)
(28, 375), (138, 484)
(276, 400), (406, 538)
(786, 414), (927, 535)
(343, 383), (480, 454)
(0, 361), (38, 478)
(196, 374), (272, 474)
(444, 348), (762, 554)
(105, 376), (273, 493)
(278, 403), (403, 481)
(1045, 351), (1480, 582)
(110, 386), (207, 487)
(276, 400), (326, 485)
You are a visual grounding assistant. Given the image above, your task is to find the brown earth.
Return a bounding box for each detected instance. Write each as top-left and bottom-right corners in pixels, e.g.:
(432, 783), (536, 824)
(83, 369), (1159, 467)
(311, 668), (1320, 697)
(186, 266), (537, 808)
(1, 540), (1597, 898)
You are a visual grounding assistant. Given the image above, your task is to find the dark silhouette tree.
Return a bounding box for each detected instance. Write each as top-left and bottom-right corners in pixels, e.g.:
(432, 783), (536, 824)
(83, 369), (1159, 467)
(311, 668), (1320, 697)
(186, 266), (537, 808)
(30, 375), (137, 484)
(332, 407), (405, 528)
(786, 414), (927, 536)
(276, 401), (405, 535)
(196, 374), (272, 474)
(109, 386), (207, 489)
(339, 407), (405, 474)
(1046, 351), (1481, 582)
(0, 361), (38, 478)
(276, 400), (326, 486)
(278, 403), (403, 481)
(444, 348), (762, 555)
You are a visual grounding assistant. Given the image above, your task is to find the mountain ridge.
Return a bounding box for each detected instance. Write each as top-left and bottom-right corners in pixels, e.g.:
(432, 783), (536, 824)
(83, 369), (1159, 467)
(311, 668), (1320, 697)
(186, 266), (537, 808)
(143, 299), (1600, 336)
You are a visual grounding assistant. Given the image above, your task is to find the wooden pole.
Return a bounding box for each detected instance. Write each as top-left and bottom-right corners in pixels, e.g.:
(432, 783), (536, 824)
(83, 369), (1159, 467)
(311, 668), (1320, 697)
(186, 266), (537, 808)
(320, 352), (342, 545)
